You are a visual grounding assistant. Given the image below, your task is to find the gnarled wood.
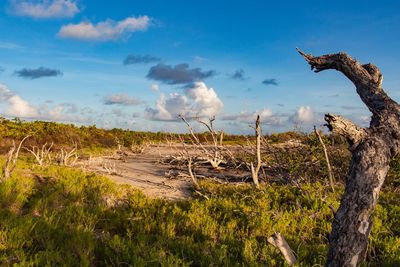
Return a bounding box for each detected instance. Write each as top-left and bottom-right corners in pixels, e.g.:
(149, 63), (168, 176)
(298, 49), (400, 267)
(324, 114), (367, 149)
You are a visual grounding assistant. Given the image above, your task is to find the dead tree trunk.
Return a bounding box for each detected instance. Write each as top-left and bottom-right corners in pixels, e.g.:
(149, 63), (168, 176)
(298, 49), (400, 266)
(250, 115), (261, 188)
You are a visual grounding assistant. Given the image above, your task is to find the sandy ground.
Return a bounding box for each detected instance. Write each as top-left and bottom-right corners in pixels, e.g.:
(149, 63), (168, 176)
(80, 141), (301, 200)
(85, 145), (194, 200)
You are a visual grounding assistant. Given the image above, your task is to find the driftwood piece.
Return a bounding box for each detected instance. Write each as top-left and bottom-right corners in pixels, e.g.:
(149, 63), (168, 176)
(298, 48), (400, 266)
(267, 232), (297, 265)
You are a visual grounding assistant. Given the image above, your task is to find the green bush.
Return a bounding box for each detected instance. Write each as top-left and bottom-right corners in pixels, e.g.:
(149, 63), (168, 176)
(0, 165), (398, 266)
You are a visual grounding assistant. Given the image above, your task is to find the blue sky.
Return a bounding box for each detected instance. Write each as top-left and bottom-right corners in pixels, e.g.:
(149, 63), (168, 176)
(0, 0), (400, 133)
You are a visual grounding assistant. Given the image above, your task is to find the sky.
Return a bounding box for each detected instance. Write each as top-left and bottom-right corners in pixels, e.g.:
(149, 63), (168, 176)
(1, 0), (400, 134)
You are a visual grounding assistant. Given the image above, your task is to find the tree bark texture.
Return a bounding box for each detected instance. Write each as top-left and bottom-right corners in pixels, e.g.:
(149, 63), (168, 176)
(298, 48), (400, 266)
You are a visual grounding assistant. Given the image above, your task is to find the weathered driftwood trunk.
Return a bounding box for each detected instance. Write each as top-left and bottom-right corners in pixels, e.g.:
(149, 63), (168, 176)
(298, 49), (400, 266)
(251, 115), (261, 188)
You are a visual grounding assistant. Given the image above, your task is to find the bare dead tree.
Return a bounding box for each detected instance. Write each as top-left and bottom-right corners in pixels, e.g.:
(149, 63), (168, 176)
(179, 115), (226, 169)
(314, 126), (335, 192)
(24, 142), (54, 166)
(298, 48), (400, 266)
(57, 143), (78, 166)
(1, 136), (30, 180)
(250, 115), (261, 188)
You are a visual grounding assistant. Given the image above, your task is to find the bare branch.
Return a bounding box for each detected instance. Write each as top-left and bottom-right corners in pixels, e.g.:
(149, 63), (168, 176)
(314, 126), (335, 191)
(297, 48), (399, 119)
(25, 142), (53, 166)
(324, 114), (366, 148)
(250, 115), (261, 188)
(187, 155), (200, 190)
(102, 161), (123, 176)
(179, 115), (225, 169)
(57, 142), (78, 166)
(2, 135), (31, 180)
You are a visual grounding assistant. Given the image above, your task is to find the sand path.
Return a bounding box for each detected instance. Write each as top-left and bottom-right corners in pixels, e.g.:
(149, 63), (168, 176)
(86, 145), (192, 200)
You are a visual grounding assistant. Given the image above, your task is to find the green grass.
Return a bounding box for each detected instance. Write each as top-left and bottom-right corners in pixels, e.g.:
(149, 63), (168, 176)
(0, 164), (399, 266)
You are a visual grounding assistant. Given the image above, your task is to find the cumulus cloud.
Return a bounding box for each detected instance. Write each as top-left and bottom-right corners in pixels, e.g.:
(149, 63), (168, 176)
(58, 16), (150, 41)
(145, 82), (223, 121)
(185, 82), (224, 117)
(123, 54), (161, 65)
(222, 108), (280, 125)
(262, 78), (279, 86)
(231, 69), (246, 80)
(289, 106), (315, 124)
(14, 67), (62, 79)
(103, 93), (143, 106)
(0, 83), (92, 122)
(0, 83), (39, 118)
(9, 0), (80, 19)
(147, 63), (216, 85)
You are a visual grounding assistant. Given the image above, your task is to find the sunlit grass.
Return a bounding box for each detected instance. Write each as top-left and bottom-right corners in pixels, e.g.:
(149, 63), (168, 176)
(0, 163), (398, 266)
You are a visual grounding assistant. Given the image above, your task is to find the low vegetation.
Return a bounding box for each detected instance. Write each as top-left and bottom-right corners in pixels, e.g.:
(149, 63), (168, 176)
(0, 160), (399, 266)
(0, 117), (254, 154)
(0, 117), (399, 266)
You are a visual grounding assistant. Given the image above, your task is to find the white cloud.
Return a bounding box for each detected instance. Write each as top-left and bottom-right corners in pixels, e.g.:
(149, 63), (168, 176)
(290, 106), (315, 124)
(145, 82), (223, 121)
(185, 82), (224, 118)
(150, 84), (159, 92)
(58, 16), (150, 41)
(10, 0), (80, 19)
(222, 108), (280, 125)
(41, 103), (90, 123)
(0, 83), (90, 123)
(6, 95), (39, 118)
(0, 84), (38, 118)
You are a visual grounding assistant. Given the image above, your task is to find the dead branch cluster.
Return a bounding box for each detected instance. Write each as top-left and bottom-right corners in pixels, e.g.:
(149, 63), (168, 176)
(0, 137), (82, 181)
(159, 115), (270, 188)
(1, 136), (30, 180)
(101, 161), (123, 176)
(158, 112), (343, 193)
